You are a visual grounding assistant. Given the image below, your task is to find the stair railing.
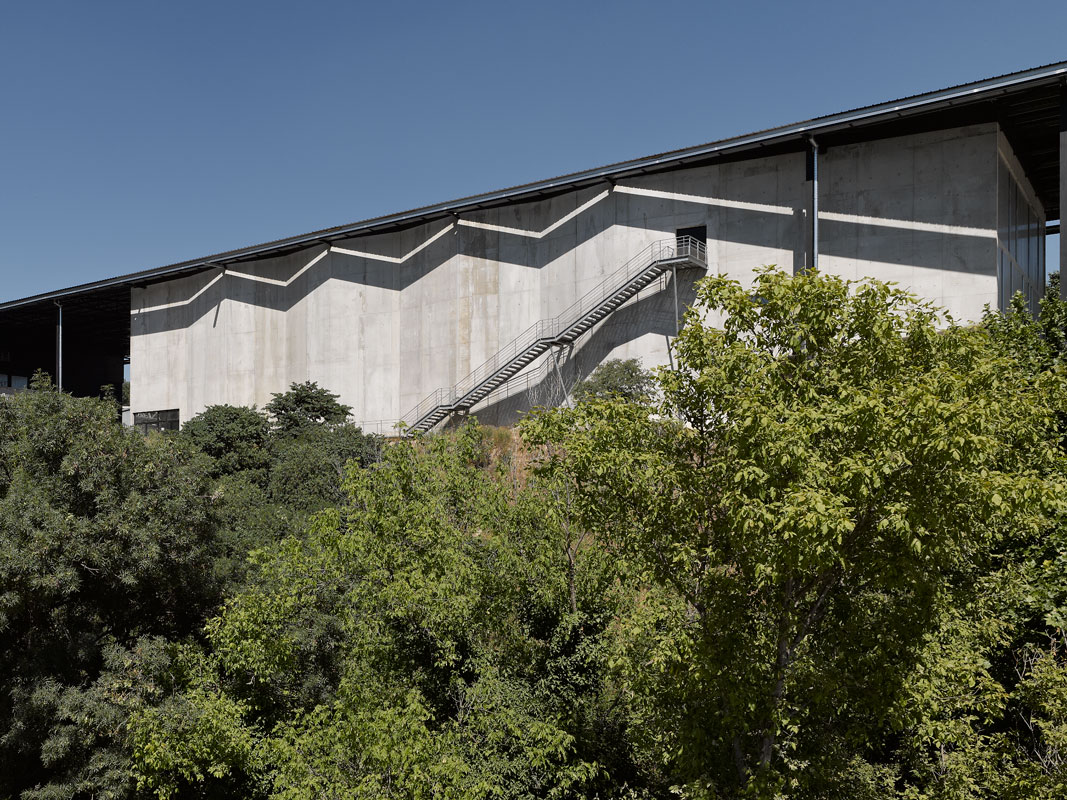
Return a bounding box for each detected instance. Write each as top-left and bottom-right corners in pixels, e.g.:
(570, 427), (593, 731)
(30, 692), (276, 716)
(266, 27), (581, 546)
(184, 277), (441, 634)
(401, 236), (706, 430)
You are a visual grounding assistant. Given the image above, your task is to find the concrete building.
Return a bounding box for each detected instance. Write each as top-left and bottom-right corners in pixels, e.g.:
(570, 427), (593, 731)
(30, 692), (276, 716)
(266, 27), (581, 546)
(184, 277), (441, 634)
(1, 62), (1064, 433)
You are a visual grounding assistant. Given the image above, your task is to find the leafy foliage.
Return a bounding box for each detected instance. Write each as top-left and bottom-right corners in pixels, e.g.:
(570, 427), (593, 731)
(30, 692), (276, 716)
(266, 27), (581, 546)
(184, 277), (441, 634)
(881, 277), (1067, 800)
(0, 379), (379, 799)
(130, 425), (619, 798)
(265, 381), (352, 435)
(182, 398), (380, 517)
(7, 273), (1067, 799)
(572, 358), (656, 404)
(267, 423), (381, 514)
(524, 267), (1067, 797)
(0, 382), (226, 798)
(181, 404), (272, 482)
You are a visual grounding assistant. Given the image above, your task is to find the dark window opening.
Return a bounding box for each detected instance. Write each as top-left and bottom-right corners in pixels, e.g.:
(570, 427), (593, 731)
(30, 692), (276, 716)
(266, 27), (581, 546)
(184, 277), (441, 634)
(0, 374), (29, 394)
(133, 409), (179, 435)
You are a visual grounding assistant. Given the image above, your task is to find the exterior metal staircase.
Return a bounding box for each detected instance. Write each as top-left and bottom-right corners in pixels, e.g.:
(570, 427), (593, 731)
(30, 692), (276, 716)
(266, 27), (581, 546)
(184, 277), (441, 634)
(400, 236), (708, 433)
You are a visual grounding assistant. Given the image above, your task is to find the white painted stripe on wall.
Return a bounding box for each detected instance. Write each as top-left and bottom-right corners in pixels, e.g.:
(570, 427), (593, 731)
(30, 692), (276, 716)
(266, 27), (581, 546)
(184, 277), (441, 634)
(134, 246), (336, 313)
(615, 185), (794, 216)
(331, 222), (455, 264)
(458, 189), (611, 238)
(819, 211), (996, 238)
(617, 185), (996, 238)
(227, 247), (331, 286)
(133, 268), (227, 314)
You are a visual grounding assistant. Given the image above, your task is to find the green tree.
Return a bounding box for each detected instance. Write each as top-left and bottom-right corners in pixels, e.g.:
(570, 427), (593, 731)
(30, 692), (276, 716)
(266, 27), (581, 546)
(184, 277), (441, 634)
(266, 422), (381, 514)
(130, 424), (627, 798)
(265, 381), (352, 435)
(261, 382), (380, 514)
(180, 404), (272, 482)
(875, 280), (1067, 800)
(14, 273), (1067, 800)
(982, 273), (1067, 373)
(524, 267), (1066, 797)
(573, 358), (656, 404)
(0, 380), (230, 798)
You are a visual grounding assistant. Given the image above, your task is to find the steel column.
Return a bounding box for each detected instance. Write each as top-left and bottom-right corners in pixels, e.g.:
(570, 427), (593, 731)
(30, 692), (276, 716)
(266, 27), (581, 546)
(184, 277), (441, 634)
(809, 137), (819, 272)
(552, 346), (572, 409)
(673, 264), (680, 335)
(54, 301), (62, 390)
(1060, 84), (1066, 299)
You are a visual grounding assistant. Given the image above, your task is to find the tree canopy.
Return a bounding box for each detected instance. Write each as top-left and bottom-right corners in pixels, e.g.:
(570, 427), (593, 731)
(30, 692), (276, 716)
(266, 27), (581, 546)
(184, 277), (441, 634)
(572, 358), (656, 404)
(0, 379), (225, 798)
(265, 381), (352, 434)
(525, 268), (1067, 797)
(129, 426), (616, 798)
(4, 272), (1067, 799)
(180, 403), (272, 480)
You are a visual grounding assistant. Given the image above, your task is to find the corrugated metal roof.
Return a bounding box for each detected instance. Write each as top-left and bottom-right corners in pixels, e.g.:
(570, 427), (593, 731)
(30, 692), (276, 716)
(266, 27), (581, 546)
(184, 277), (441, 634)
(3, 59), (1065, 312)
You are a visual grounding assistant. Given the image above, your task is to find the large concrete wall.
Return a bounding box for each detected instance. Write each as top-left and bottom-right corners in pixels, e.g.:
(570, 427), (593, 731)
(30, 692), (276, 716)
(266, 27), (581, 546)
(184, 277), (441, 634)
(818, 123), (998, 321)
(131, 123), (1004, 428)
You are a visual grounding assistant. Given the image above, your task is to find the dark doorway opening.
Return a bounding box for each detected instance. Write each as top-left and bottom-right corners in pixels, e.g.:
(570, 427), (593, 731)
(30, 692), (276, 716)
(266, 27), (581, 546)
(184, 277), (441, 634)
(676, 225), (707, 246)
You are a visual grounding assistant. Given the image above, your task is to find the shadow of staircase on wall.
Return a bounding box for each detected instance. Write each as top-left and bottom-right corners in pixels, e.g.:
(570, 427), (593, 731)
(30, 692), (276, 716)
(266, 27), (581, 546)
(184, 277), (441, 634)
(402, 236), (708, 434)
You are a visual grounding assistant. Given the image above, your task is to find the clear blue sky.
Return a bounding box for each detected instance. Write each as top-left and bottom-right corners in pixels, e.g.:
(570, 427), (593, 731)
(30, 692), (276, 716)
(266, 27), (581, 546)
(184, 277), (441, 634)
(1, 0), (1063, 301)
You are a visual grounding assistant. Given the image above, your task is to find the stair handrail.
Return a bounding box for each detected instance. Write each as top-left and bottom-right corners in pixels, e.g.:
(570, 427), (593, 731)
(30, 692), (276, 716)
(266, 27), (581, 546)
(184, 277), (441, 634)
(401, 236), (706, 429)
